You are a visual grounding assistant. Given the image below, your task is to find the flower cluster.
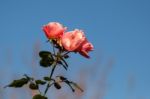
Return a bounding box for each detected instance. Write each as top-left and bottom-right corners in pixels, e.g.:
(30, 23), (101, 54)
(43, 22), (93, 58)
(6, 22), (94, 99)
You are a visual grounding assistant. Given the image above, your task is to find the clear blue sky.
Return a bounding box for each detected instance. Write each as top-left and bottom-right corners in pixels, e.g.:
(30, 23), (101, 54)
(0, 0), (150, 99)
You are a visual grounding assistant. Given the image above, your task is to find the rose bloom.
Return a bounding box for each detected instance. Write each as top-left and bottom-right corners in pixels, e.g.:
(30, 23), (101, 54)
(61, 29), (93, 58)
(61, 29), (85, 51)
(43, 22), (66, 39)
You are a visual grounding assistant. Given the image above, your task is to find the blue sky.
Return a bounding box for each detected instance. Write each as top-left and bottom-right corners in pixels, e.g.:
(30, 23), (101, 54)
(0, 0), (150, 99)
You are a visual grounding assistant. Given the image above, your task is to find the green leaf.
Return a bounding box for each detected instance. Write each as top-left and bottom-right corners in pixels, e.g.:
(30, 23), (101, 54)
(32, 94), (47, 99)
(40, 58), (53, 67)
(43, 77), (51, 81)
(6, 78), (28, 88)
(54, 83), (61, 89)
(39, 51), (53, 59)
(29, 83), (39, 90)
(35, 80), (46, 85)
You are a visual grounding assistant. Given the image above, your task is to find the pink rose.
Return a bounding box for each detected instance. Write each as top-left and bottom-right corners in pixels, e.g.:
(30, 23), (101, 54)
(78, 40), (94, 58)
(61, 29), (86, 51)
(43, 22), (66, 39)
(61, 29), (93, 58)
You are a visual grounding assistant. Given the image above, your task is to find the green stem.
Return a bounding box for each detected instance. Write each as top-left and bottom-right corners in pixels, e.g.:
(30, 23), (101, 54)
(44, 62), (57, 96)
(50, 64), (57, 78)
(43, 43), (63, 96)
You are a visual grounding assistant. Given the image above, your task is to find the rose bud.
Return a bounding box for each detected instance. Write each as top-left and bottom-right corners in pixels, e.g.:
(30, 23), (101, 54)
(42, 22), (66, 39)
